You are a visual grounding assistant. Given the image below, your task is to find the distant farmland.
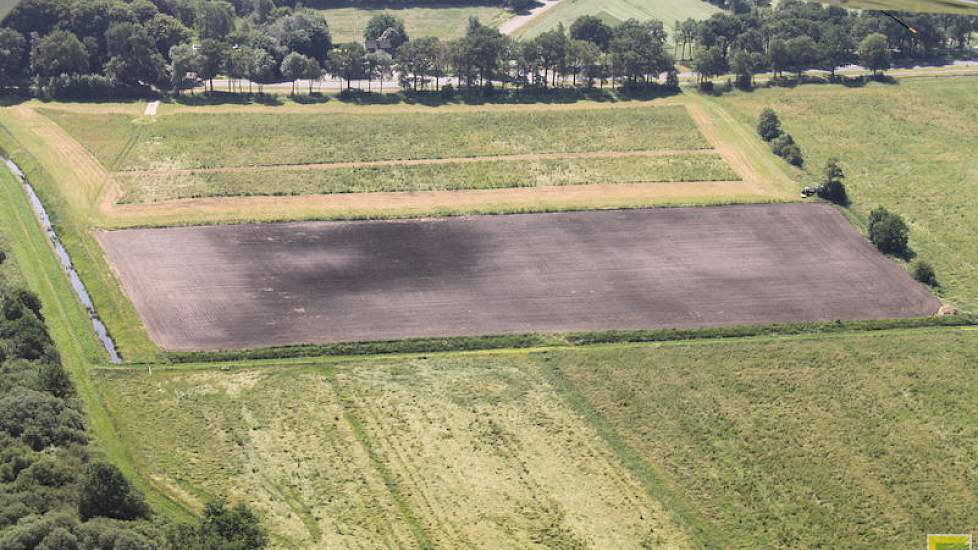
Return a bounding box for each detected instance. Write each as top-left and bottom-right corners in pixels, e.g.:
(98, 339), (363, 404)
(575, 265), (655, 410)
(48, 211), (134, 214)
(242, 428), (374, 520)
(310, 4), (511, 43)
(514, 0), (722, 39)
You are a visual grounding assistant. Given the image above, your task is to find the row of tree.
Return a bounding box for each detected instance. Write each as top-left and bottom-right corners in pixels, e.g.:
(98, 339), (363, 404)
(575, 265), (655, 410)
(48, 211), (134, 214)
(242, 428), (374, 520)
(0, 248), (267, 549)
(682, 0), (976, 84)
(2, 0), (976, 98)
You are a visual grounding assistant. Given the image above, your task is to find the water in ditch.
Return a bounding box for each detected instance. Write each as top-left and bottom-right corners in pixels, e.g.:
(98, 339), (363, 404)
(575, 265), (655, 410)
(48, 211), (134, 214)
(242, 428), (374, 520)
(3, 158), (122, 364)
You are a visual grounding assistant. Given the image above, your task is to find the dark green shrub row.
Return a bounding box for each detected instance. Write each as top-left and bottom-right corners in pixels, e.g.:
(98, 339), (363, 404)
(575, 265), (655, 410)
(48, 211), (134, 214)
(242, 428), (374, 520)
(162, 316), (974, 365)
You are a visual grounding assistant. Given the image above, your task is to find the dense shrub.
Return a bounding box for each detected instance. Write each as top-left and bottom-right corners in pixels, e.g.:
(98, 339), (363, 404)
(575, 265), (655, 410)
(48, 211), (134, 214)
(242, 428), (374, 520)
(868, 207), (910, 256)
(78, 463), (150, 522)
(912, 261), (938, 286)
(817, 158), (848, 205)
(34, 75), (155, 101)
(770, 132), (804, 166)
(0, 279), (264, 548)
(757, 108), (782, 141)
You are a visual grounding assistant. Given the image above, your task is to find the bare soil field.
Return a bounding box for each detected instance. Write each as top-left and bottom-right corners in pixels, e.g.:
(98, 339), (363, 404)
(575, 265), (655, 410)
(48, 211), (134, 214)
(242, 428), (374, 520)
(96, 204), (938, 351)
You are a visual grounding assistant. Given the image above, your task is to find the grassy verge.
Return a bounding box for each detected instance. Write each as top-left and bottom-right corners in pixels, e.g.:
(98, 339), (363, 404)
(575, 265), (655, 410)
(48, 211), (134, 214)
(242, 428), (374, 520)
(162, 315), (972, 364)
(116, 153), (738, 203)
(0, 164), (189, 520)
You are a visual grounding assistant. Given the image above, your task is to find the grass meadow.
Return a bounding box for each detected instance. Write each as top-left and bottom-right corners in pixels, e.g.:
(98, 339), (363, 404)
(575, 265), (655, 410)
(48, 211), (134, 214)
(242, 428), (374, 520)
(714, 76), (978, 310)
(42, 105), (708, 170)
(96, 357), (693, 549)
(311, 4), (510, 43)
(513, 0), (721, 40)
(115, 153), (737, 202)
(96, 327), (978, 548)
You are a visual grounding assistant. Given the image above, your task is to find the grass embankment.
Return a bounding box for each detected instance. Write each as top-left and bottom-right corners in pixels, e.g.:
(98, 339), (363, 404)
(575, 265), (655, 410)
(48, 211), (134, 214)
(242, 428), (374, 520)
(44, 105), (708, 170)
(311, 3), (510, 42)
(714, 76), (978, 310)
(0, 119), (161, 362)
(514, 0), (721, 40)
(97, 327), (978, 549)
(115, 153), (738, 203)
(0, 165), (189, 519)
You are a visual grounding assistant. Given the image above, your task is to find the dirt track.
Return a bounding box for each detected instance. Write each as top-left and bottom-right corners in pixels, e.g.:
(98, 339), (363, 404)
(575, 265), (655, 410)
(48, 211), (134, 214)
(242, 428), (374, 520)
(97, 204), (938, 351)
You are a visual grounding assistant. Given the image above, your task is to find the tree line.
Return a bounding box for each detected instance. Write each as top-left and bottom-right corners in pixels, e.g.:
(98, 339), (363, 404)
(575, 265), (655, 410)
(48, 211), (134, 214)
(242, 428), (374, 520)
(0, 0), (975, 99)
(683, 0), (976, 85)
(0, 248), (267, 549)
(0, 0), (676, 98)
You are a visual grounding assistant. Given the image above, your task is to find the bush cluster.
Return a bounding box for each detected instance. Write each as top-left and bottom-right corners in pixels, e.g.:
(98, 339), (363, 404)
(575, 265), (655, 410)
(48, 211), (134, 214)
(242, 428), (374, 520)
(757, 108), (803, 167)
(0, 248), (267, 549)
(868, 207), (910, 256)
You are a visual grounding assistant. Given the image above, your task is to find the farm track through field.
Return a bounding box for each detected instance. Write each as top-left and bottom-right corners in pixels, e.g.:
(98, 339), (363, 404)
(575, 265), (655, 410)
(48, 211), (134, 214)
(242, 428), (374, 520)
(118, 148), (719, 176)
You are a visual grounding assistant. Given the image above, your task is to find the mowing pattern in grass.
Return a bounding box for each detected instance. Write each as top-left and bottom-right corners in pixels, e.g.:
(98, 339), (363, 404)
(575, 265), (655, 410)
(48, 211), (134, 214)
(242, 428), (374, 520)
(44, 106), (709, 170)
(311, 4), (510, 43)
(715, 77), (978, 310)
(514, 0), (721, 39)
(114, 153), (738, 203)
(97, 358), (692, 549)
(551, 329), (978, 549)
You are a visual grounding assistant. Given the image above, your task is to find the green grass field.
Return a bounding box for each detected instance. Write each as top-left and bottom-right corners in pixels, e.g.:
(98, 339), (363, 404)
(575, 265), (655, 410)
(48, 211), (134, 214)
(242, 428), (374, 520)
(514, 0), (721, 40)
(115, 153), (737, 203)
(42, 106), (709, 170)
(312, 4), (510, 43)
(95, 327), (978, 548)
(713, 76), (978, 311)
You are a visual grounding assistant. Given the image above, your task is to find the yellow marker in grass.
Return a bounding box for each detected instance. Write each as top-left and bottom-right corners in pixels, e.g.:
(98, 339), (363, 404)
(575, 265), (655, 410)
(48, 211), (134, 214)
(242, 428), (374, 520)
(928, 534), (973, 550)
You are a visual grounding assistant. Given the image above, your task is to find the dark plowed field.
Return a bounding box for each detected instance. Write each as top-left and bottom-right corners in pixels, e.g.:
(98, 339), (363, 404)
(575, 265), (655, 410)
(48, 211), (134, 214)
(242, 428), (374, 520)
(97, 204), (939, 351)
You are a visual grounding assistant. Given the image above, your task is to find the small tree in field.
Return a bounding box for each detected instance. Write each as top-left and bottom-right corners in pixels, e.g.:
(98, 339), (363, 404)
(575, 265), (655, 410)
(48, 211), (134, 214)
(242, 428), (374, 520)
(817, 158), (848, 204)
(757, 108), (782, 141)
(912, 261), (938, 286)
(868, 207), (909, 256)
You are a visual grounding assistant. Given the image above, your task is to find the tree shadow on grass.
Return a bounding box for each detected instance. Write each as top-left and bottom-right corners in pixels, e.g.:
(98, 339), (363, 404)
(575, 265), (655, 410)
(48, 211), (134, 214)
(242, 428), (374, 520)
(171, 92), (284, 106)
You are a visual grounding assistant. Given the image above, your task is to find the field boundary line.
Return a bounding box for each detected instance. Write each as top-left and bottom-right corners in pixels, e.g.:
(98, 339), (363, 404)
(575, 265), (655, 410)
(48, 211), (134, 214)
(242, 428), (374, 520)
(117, 148), (721, 176)
(100, 181), (772, 227)
(682, 96), (796, 199)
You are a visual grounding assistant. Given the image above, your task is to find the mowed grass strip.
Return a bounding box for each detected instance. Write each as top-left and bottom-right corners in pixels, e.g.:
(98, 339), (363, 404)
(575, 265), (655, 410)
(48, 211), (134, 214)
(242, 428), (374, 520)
(114, 153), (738, 203)
(43, 105), (708, 170)
(714, 77), (978, 310)
(96, 357), (693, 549)
(548, 329), (978, 549)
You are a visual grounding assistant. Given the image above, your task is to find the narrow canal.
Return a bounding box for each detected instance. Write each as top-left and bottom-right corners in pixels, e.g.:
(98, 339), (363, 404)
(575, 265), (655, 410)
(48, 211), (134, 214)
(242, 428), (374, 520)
(4, 157), (122, 364)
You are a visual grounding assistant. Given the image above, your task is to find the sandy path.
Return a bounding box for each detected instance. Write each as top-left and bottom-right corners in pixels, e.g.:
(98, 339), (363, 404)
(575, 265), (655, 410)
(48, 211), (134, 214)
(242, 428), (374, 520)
(498, 0), (563, 35)
(144, 101), (160, 116)
(120, 148), (719, 176)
